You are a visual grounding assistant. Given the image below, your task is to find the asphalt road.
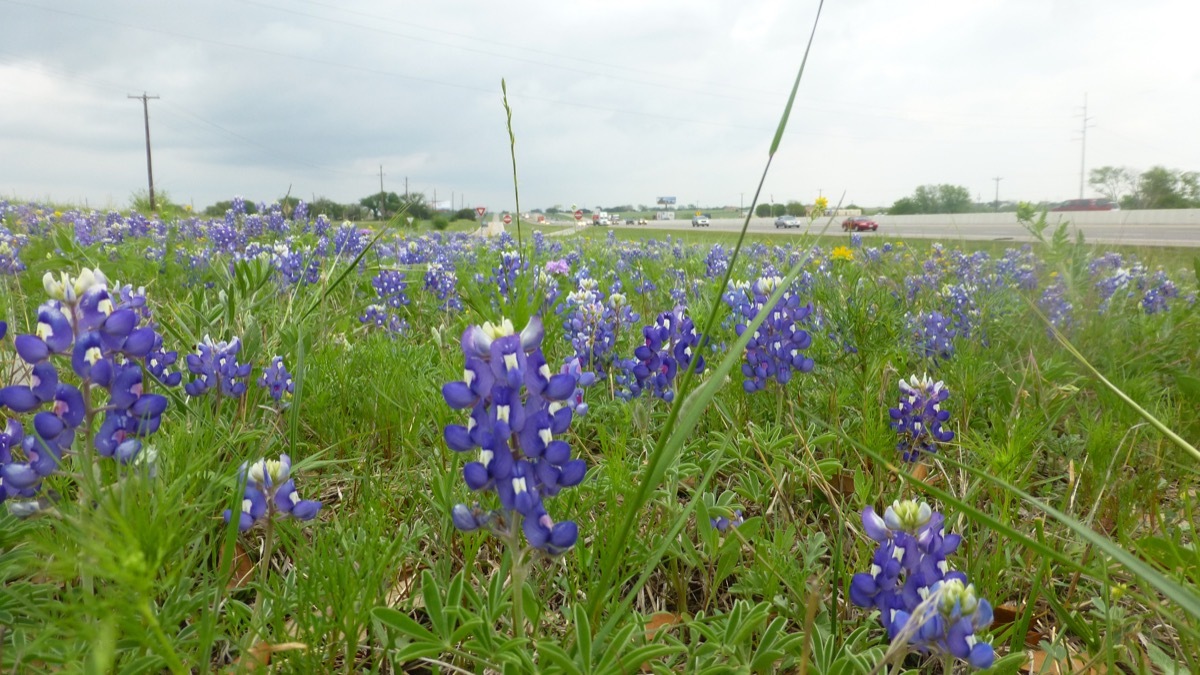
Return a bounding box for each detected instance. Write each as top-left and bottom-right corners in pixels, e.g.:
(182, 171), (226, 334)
(584, 214), (1200, 248)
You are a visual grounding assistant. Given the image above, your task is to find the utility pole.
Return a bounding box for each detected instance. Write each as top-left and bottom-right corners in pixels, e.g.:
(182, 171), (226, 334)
(405, 176), (409, 201)
(992, 176), (1003, 212)
(1073, 94), (1095, 199)
(128, 92), (160, 211)
(378, 165), (386, 219)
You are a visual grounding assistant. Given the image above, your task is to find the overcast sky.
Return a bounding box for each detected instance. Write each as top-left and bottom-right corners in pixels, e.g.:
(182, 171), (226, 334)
(2, 0), (1197, 213)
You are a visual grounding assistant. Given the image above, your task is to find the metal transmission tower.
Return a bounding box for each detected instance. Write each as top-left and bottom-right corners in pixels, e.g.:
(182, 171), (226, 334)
(128, 93), (160, 211)
(1073, 94), (1095, 199)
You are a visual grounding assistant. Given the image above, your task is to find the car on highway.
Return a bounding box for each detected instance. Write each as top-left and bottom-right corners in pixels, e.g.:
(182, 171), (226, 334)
(774, 215), (803, 229)
(842, 216), (878, 232)
(691, 214), (710, 227)
(1050, 198), (1119, 212)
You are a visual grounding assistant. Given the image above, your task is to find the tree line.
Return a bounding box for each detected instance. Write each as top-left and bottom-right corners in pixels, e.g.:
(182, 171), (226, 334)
(1089, 166), (1200, 209)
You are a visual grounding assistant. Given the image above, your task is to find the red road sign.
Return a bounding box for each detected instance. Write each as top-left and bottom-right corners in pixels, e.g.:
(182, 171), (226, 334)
(503, 214), (512, 225)
(475, 206), (486, 217)
(573, 209), (583, 221)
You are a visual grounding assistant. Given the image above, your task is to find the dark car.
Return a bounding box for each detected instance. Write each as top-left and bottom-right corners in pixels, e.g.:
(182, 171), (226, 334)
(842, 216), (878, 232)
(774, 215), (802, 229)
(691, 214), (710, 227)
(1050, 198), (1119, 212)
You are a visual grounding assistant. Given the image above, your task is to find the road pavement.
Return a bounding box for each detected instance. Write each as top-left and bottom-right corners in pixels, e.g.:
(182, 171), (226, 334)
(573, 211), (1200, 247)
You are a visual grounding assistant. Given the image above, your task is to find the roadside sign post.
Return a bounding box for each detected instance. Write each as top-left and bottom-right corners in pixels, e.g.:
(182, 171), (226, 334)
(503, 213), (512, 225)
(573, 209), (583, 226)
(475, 206), (486, 232)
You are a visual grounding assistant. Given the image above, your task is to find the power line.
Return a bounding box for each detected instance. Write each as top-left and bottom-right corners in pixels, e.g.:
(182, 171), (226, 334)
(128, 92), (160, 211)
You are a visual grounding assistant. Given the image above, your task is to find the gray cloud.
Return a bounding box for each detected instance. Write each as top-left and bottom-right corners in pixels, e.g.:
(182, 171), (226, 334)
(1, 0), (1197, 211)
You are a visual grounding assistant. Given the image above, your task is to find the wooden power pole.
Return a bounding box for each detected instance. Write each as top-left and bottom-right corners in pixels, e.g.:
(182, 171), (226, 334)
(128, 92), (160, 211)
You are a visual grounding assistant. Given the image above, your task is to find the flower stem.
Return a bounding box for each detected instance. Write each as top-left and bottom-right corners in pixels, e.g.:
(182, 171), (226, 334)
(509, 540), (528, 640)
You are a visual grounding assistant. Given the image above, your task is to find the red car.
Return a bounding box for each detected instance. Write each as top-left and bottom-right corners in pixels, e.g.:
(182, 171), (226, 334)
(842, 216), (878, 232)
(1050, 198), (1119, 212)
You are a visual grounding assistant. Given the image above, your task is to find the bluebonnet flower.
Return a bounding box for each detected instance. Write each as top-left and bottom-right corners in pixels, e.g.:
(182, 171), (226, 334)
(361, 269), (411, 335)
(185, 336), (253, 399)
(939, 284), (980, 340)
(558, 356), (595, 417)
(850, 500), (994, 669)
(3, 267), (170, 497)
(618, 309), (706, 402)
(441, 317), (585, 555)
(491, 250), (527, 303)
(1141, 270), (1178, 314)
(908, 310), (956, 361)
(424, 261), (462, 312)
(223, 454), (322, 531)
(889, 374), (954, 462)
(559, 278), (638, 378)
(704, 244), (729, 279)
(258, 356), (294, 403)
(710, 510), (743, 532)
(728, 275), (815, 392)
(1038, 278), (1073, 333)
(0, 226), (26, 275)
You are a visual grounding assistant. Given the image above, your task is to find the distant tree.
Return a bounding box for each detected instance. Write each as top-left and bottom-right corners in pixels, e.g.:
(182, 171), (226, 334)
(360, 192), (402, 219)
(1088, 166), (1136, 203)
(203, 200), (234, 217)
(1137, 166), (1199, 209)
(309, 197), (346, 220)
(888, 197), (918, 215)
(755, 203), (772, 218)
(785, 200), (806, 217)
(770, 203), (787, 217)
(889, 184), (972, 214)
(937, 184), (972, 213)
(545, 205), (562, 214)
(453, 208), (476, 221)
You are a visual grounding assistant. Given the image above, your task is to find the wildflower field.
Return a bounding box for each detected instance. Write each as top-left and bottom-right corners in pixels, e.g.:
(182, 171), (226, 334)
(1, 197), (1199, 674)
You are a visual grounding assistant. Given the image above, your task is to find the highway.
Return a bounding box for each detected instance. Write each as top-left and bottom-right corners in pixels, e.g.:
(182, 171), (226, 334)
(581, 209), (1200, 248)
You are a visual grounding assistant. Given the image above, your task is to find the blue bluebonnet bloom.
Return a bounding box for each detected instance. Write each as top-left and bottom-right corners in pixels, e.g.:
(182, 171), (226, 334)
(558, 356), (596, 417)
(559, 277), (638, 378)
(258, 356), (294, 403)
(2, 267), (171, 502)
(908, 310), (956, 361)
(1038, 278), (1073, 333)
(0, 226), (27, 275)
(618, 309), (707, 402)
(1141, 270), (1179, 314)
(710, 510), (743, 532)
(850, 500), (994, 669)
(704, 244), (730, 279)
(728, 275), (815, 392)
(184, 336), (253, 399)
(442, 317), (585, 555)
(424, 260), (462, 312)
(889, 374), (955, 462)
(222, 454), (322, 531)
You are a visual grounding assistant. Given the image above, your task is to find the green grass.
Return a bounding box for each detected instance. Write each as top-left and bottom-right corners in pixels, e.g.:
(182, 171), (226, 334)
(0, 206), (1198, 672)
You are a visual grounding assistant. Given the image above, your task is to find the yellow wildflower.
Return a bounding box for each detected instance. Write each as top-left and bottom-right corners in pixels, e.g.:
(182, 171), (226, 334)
(831, 246), (854, 262)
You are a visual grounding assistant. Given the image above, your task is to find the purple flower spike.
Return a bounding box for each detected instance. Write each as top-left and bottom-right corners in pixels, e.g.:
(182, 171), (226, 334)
(442, 315), (583, 554)
(851, 499), (994, 669)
